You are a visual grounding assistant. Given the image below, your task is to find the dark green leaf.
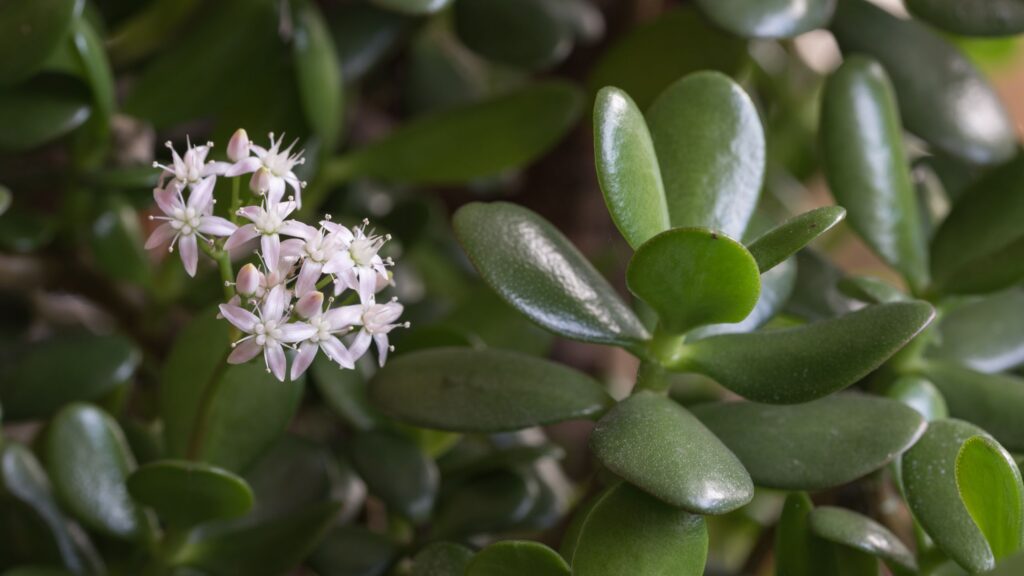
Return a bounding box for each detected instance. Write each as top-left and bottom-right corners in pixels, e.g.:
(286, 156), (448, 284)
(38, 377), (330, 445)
(126, 460), (254, 529)
(453, 202), (649, 348)
(310, 355), (384, 431)
(467, 541), (569, 576)
(785, 250), (856, 321)
(0, 0), (78, 85)
(433, 469), (538, 538)
(837, 276), (908, 305)
(350, 431), (438, 524)
(371, 347), (614, 432)
(809, 507), (917, 572)
(593, 86), (669, 249)
(453, 0), (570, 71)
(822, 56), (929, 292)
(591, 391), (753, 514)
(89, 195), (150, 285)
(695, 0), (835, 38)
(0, 77), (91, 151)
(676, 301), (935, 403)
(906, 0), (1024, 36)
(70, 17), (115, 160)
(692, 394), (926, 490)
(831, 0), (1015, 165)
(328, 2), (413, 82)
(885, 375), (948, 422)
(293, 0), (343, 151)
(922, 361), (1024, 452)
(747, 206), (846, 273)
(105, 0), (203, 66)
(929, 289), (1024, 373)
(412, 542), (474, 576)
(775, 493), (831, 576)
(373, 0), (450, 15)
(307, 525), (398, 576)
(956, 436), (1024, 561)
(647, 71), (765, 239)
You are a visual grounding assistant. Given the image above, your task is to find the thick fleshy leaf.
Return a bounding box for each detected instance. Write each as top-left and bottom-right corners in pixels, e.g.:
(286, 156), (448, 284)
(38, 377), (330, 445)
(785, 250), (856, 321)
(886, 375), (948, 422)
(831, 0), (1016, 165)
(0, 78), (91, 151)
(922, 361), (1024, 452)
(453, 0), (570, 71)
(563, 482), (708, 575)
(956, 436), (1024, 561)
(593, 86), (669, 249)
(689, 256), (797, 339)
(90, 195), (150, 286)
(746, 206), (846, 273)
(335, 82), (582, 184)
(307, 525), (398, 576)
(930, 155), (1024, 295)
(371, 347), (614, 432)
(929, 289), (1024, 373)
(775, 493), (832, 576)
(0, 0), (78, 85)
(589, 8), (746, 110)
(412, 542), (474, 576)
(293, 0), (342, 151)
(821, 56), (929, 292)
(809, 507), (917, 572)
(1, 333), (139, 421)
(310, 355), (384, 431)
(126, 460), (253, 529)
(433, 469), (539, 538)
(676, 302), (935, 403)
(626, 228), (761, 335)
(45, 404), (146, 541)
(837, 276), (908, 305)
(906, 0), (1024, 36)
(373, 0), (450, 15)
(647, 71), (765, 239)
(453, 202), (649, 348)
(350, 431), (438, 524)
(467, 541), (570, 576)
(692, 395), (926, 490)
(591, 391), (753, 514)
(695, 0), (836, 38)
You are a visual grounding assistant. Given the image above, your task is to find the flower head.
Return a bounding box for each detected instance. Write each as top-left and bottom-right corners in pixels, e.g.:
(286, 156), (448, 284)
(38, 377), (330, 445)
(224, 199), (304, 273)
(145, 177), (236, 276)
(153, 139), (229, 190)
(219, 285), (316, 381)
(322, 219), (392, 299)
(225, 132), (306, 206)
(288, 290), (361, 380)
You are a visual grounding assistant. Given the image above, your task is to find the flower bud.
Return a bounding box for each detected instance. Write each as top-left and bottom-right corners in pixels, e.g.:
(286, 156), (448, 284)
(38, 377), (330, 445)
(227, 128), (250, 162)
(250, 168), (272, 194)
(295, 291), (324, 319)
(236, 263), (260, 296)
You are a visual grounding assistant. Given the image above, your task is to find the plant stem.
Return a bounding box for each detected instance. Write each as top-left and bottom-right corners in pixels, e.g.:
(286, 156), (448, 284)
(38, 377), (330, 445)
(634, 360), (671, 393)
(229, 176), (242, 225)
(646, 325), (689, 371)
(199, 241), (236, 301)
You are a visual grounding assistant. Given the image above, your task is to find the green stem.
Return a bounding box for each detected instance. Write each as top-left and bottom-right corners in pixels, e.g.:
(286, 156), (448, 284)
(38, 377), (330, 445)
(646, 324), (690, 371)
(229, 176), (242, 225)
(199, 241), (236, 301)
(634, 361), (671, 393)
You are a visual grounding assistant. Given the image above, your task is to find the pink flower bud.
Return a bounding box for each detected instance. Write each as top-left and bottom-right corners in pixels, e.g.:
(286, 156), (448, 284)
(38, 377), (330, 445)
(236, 263), (260, 296)
(227, 128), (250, 163)
(295, 291), (324, 319)
(250, 168), (272, 194)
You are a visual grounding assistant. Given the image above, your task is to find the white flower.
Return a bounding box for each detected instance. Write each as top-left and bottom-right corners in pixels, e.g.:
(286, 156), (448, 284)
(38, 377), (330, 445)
(145, 176), (236, 277)
(278, 221), (350, 297)
(226, 128), (251, 163)
(224, 132), (306, 206)
(224, 199), (305, 273)
(322, 220), (391, 299)
(219, 285), (315, 382)
(289, 291), (357, 380)
(330, 277), (407, 367)
(153, 139), (229, 190)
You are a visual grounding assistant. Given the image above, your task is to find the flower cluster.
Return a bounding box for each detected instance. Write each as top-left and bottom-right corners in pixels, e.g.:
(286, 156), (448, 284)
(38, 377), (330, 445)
(145, 129), (407, 381)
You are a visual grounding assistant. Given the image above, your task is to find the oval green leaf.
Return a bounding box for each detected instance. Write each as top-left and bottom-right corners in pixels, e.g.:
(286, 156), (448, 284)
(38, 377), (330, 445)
(0, 77), (91, 152)
(886, 375), (949, 422)
(310, 355), (383, 430)
(0, 0), (78, 85)
(433, 469), (538, 538)
(453, 202), (649, 348)
(922, 361), (1024, 453)
(293, 0), (342, 151)
(307, 525), (398, 576)
(929, 289), (1024, 373)
(837, 276), (908, 305)
(809, 507), (917, 572)
(746, 206), (846, 273)
(775, 493), (833, 576)
(350, 430), (439, 524)
(957, 436), (1024, 561)
(647, 71), (765, 239)
(593, 86), (669, 249)
(467, 541), (570, 576)
(126, 460), (254, 529)
(453, 0), (570, 71)
(90, 195), (150, 286)
(692, 395), (926, 490)
(412, 542), (474, 576)
(690, 255), (797, 339)
(678, 301), (934, 403)
(822, 56), (929, 292)
(695, 0), (836, 38)
(906, 0), (1024, 36)
(371, 347), (614, 432)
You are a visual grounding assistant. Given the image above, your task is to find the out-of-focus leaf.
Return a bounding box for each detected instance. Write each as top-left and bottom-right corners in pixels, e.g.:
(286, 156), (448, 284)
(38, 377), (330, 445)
(837, 276), (908, 305)
(922, 361), (1024, 452)
(412, 542), (474, 576)
(89, 195), (150, 285)
(453, 0), (570, 71)
(433, 469), (538, 538)
(466, 541), (569, 576)
(70, 17), (115, 161)
(929, 289), (1024, 373)
(293, 0), (342, 151)
(809, 507), (917, 572)
(311, 356), (384, 431)
(886, 375), (949, 422)
(906, 0), (1024, 36)
(0, 0), (78, 85)
(374, 0), (450, 16)
(371, 347), (613, 432)
(0, 185), (10, 217)
(0, 77), (91, 151)
(307, 525), (398, 576)
(647, 72), (765, 239)
(453, 202), (649, 349)
(696, 0), (836, 38)
(328, 2), (413, 82)
(956, 436), (1024, 561)
(106, 0), (203, 66)
(693, 395), (925, 490)
(350, 431), (438, 524)
(126, 460), (253, 529)
(747, 206), (845, 273)
(775, 493), (831, 576)
(591, 391), (753, 514)
(785, 250), (856, 321)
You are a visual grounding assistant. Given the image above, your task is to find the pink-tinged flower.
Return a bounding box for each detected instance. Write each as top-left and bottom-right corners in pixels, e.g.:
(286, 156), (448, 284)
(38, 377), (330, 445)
(289, 291), (358, 380)
(332, 292), (407, 367)
(224, 132), (306, 206)
(235, 263), (260, 297)
(145, 177), (236, 277)
(219, 285), (315, 382)
(226, 129), (251, 163)
(279, 221), (349, 297)
(224, 200), (302, 273)
(153, 139), (229, 190)
(322, 220), (391, 298)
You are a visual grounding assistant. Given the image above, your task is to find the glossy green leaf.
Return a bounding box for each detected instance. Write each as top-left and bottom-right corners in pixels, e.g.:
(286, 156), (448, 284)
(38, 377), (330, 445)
(371, 347), (613, 432)
(293, 0), (342, 151)
(564, 482), (708, 575)
(886, 375), (949, 422)
(591, 391), (752, 514)
(822, 56), (929, 292)
(412, 542), (474, 576)
(336, 82), (583, 184)
(45, 403), (146, 541)
(647, 72), (765, 239)
(690, 256), (797, 340)
(696, 0), (835, 38)
(0, 0), (78, 85)
(350, 431), (438, 524)
(126, 460), (253, 529)
(747, 206), (845, 273)
(930, 289), (1024, 373)
(434, 469), (538, 538)
(692, 395), (926, 490)
(467, 541), (569, 576)
(1, 333), (139, 421)
(89, 195), (150, 285)
(677, 301), (934, 403)
(307, 525), (398, 576)
(589, 8), (746, 110)
(373, 0), (450, 15)
(930, 155), (1024, 295)
(0, 77), (91, 151)
(831, 0), (1016, 165)
(906, 0), (1024, 36)
(809, 507), (917, 572)
(786, 250), (857, 321)
(775, 493), (831, 576)
(453, 202), (649, 348)
(922, 361), (1024, 452)
(593, 86), (669, 249)
(453, 0), (570, 71)
(837, 276), (908, 305)
(956, 436), (1024, 561)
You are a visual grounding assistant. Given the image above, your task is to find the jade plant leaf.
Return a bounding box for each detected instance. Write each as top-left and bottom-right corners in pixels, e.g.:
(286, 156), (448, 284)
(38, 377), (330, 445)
(45, 403), (147, 541)
(831, 0), (1016, 165)
(626, 228), (761, 335)
(563, 482), (708, 575)
(689, 255), (797, 339)
(956, 436), (1024, 561)
(808, 507), (917, 572)
(336, 82), (582, 184)
(292, 0), (342, 151)
(0, 77), (91, 152)
(89, 195), (151, 286)
(677, 301), (935, 403)
(695, 0), (836, 38)
(466, 540), (570, 576)
(307, 525), (399, 576)
(746, 206), (846, 273)
(775, 493), (832, 576)
(453, 0), (570, 71)
(310, 355), (384, 431)
(922, 361), (1024, 452)
(837, 276), (908, 305)
(0, 0), (79, 85)
(433, 469), (539, 538)
(453, 202), (650, 348)
(821, 56), (929, 292)
(126, 460), (254, 529)
(373, 0), (451, 16)
(929, 289), (1024, 373)
(692, 395), (926, 490)
(647, 71), (765, 239)
(371, 347), (614, 432)
(905, 0), (1024, 36)
(590, 391), (753, 514)
(412, 542), (475, 576)
(593, 86), (669, 249)
(886, 375), (949, 422)
(349, 430), (439, 524)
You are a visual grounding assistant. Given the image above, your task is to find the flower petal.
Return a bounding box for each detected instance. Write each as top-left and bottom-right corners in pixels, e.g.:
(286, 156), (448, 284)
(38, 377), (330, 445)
(279, 220), (316, 241)
(154, 183), (181, 215)
(295, 260), (322, 297)
(199, 215), (237, 237)
(267, 177), (286, 205)
(321, 336), (354, 369)
(224, 224), (259, 251)
(290, 341), (319, 381)
(237, 205), (263, 221)
(145, 223), (176, 250)
(228, 338), (261, 364)
(264, 284), (288, 321)
(179, 234), (198, 277)
(218, 302), (259, 332)
(325, 305), (363, 330)
(348, 329), (372, 361)
(262, 234), (281, 273)
(265, 342), (287, 382)
(280, 238), (304, 261)
(225, 156), (262, 177)
(374, 333), (391, 367)
(279, 322), (317, 342)
(203, 161), (232, 177)
(188, 176), (216, 213)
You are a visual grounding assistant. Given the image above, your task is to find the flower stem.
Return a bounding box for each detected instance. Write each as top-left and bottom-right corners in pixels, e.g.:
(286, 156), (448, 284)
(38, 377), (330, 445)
(229, 176), (242, 225)
(199, 241), (235, 301)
